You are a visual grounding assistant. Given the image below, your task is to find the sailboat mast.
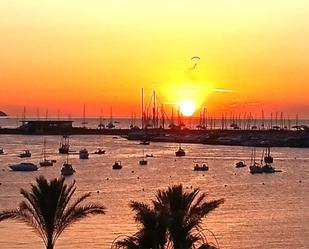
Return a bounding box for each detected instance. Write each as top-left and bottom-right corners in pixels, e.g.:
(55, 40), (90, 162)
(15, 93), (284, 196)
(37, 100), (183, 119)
(153, 90), (156, 128)
(141, 88), (144, 129)
(82, 104), (86, 128)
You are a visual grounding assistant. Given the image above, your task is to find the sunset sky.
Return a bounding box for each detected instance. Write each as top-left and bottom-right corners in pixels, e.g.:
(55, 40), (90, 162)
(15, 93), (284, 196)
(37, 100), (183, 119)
(0, 0), (309, 118)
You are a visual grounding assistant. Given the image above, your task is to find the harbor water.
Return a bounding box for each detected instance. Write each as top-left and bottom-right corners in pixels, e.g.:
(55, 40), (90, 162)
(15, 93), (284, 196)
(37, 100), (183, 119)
(0, 119), (308, 248)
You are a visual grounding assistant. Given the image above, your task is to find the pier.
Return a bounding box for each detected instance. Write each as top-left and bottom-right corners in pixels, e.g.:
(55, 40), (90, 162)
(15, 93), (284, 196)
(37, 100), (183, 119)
(1, 120), (309, 147)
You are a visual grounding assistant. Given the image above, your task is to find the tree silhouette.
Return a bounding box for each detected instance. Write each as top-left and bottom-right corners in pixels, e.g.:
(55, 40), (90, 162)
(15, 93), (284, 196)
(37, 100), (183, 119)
(0, 176), (105, 249)
(115, 184), (224, 249)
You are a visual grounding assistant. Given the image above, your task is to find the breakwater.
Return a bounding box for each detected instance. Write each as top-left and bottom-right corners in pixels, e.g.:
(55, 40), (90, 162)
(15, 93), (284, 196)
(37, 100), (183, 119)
(1, 126), (309, 147)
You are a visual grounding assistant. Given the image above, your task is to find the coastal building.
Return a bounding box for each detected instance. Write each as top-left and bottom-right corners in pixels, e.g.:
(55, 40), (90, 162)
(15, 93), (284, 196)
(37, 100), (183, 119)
(19, 120), (73, 134)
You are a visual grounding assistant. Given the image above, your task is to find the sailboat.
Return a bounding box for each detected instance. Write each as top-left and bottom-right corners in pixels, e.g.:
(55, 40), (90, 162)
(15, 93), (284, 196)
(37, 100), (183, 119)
(175, 144), (186, 157)
(94, 135), (106, 154)
(139, 149), (148, 165)
(262, 147), (276, 173)
(40, 138), (53, 166)
(61, 153), (75, 176)
(59, 135), (70, 154)
(106, 107), (115, 129)
(98, 108), (105, 129)
(249, 147), (263, 174)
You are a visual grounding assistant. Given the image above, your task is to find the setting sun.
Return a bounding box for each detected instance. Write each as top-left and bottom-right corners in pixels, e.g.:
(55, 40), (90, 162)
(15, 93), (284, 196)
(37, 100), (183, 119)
(179, 101), (196, 116)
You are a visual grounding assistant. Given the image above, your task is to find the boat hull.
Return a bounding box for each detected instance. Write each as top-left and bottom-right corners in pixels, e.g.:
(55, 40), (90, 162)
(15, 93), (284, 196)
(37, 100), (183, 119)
(9, 163), (38, 171)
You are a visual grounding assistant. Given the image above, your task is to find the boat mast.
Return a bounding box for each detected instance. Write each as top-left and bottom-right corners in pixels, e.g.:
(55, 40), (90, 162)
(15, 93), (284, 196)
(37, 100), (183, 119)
(82, 104), (87, 128)
(152, 90), (156, 128)
(141, 88), (144, 129)
(22, 106), (26, 124)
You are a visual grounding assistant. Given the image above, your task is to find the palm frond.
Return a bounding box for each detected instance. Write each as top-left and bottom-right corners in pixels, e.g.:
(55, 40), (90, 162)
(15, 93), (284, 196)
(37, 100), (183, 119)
(56, 202), (105, 240)
(0, 176), (105, 249)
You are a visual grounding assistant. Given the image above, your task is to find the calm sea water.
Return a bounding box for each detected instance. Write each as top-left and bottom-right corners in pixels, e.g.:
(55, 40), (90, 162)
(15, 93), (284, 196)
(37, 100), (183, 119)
(0, 119), (308, 248)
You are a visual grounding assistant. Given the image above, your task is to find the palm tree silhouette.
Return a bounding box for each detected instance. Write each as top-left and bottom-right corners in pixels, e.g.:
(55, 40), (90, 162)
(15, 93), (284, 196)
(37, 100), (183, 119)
(0, 176), (105, 249)
(115, 184), (224, 249)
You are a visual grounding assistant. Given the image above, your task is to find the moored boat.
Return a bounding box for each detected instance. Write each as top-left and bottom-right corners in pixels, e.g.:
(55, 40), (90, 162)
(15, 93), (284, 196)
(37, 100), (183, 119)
(175, 145), (185, 157)
(236, 161), (246, 168)
(112, 161), (122, 169)
(61, 154), (75, 176)
(40, 138), (54, 167)
(249, 148), (263, 174)
(79, 148), (89, 159)
(249, 162), (263, 174)
(139, 159), (148, 165)
(262, 147), (277, 173)
(61, 163), (75, 176)
(19, 150), (31, 158)
(59, 135), (70, 154)
(9, 162), (38, 171)
(194, 163), (209, 171)
(40, 159), (53, 167)
(94, 148), (105, 154)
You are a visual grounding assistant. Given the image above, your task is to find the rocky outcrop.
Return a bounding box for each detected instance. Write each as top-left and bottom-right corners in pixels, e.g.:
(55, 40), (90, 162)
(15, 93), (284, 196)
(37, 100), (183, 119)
(0, 111), (7, 116)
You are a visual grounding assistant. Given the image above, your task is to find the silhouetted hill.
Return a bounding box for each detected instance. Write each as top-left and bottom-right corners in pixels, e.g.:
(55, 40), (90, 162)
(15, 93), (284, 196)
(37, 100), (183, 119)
(0, 111), (7, 116)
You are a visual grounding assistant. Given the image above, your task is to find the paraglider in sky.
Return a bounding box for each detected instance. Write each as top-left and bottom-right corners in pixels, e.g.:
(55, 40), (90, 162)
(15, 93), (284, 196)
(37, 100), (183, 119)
(191, 56), (200, 69)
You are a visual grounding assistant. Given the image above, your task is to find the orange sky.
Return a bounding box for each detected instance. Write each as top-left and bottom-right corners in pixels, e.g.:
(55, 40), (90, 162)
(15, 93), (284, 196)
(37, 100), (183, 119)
(0, 0), (309, 118)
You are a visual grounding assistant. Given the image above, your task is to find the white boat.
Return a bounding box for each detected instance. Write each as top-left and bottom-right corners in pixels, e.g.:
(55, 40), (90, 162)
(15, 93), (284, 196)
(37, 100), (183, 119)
(40, 138), (54, 167)
(19, 150), (31, 158)
(94, 148), (105, 154)
(79, 148), (89, 159)
(175, 145), (185, 157)
(0, 147), (4, 154)
(9, 162), (38, 171)
(112, 161), (122, 169)
(194, 163), (209, 171)
(59, 136), (70, 154)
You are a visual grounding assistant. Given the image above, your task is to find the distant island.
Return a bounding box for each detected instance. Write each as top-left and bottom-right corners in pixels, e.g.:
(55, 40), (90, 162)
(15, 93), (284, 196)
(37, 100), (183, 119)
(0, 111), (7, 116)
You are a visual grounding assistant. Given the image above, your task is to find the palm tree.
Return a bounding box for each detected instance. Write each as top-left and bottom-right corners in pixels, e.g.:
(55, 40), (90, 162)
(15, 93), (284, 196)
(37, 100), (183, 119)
(115, 184), (224, 249)
(0, 176), (105, 249)
(116, 201), (167, 249)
